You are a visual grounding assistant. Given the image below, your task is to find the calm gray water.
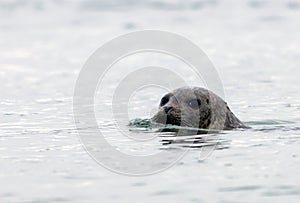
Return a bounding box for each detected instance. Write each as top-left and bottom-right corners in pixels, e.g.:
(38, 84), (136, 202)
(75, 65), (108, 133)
(1, 0), (300, 202)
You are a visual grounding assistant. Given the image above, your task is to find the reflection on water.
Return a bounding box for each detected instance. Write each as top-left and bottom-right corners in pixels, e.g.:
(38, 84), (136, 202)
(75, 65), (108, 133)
(129, 118), (225, 148)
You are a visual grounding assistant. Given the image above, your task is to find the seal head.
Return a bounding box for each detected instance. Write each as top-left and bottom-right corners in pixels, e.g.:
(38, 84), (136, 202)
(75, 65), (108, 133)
(151, 87), (248, 130)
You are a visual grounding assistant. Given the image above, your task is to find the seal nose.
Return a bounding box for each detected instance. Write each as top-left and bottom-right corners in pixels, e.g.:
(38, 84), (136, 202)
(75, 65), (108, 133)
(163, 106), (173, 113)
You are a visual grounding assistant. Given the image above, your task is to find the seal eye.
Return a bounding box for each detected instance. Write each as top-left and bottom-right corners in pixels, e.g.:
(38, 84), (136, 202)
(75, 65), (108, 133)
(188, 99), (201, 109)
(160, 95), (169, 106)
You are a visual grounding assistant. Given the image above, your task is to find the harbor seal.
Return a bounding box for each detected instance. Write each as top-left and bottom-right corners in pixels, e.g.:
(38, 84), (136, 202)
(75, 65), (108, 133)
(151, 87), (248, 130)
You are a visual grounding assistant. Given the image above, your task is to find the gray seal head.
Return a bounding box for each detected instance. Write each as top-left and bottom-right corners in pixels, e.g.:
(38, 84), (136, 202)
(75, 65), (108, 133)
(151, 87), (248, 130)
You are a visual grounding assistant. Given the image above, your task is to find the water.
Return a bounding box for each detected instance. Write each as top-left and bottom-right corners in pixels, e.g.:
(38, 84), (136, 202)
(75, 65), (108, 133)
(1, 0), (300, 202)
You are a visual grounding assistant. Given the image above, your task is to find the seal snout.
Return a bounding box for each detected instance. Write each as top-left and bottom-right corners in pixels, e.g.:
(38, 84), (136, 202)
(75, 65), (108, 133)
(151, 98), (181, 126)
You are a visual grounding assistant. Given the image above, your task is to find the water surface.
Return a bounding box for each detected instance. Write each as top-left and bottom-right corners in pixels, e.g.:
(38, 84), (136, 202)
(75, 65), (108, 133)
(1, 0), (300, 202)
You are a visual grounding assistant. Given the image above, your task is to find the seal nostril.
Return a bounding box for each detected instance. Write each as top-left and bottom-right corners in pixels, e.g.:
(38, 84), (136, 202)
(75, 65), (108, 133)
(163, 106), (173, 113)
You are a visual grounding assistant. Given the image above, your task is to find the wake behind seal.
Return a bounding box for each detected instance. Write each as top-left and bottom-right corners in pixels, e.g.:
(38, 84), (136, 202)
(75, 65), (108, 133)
(151, 87), (249, 130)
